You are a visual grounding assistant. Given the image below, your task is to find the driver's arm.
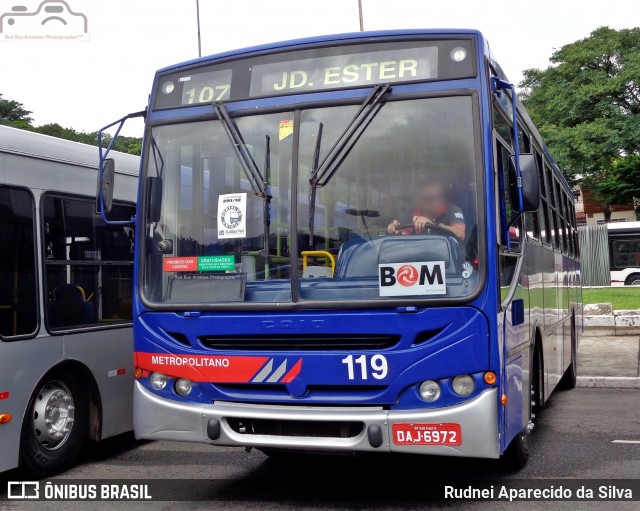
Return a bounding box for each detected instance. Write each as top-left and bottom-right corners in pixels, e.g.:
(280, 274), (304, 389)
(439, 222), (466, 242)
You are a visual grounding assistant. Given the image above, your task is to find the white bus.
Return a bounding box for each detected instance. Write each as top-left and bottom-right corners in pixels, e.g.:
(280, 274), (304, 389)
(0, 125), (139, 476)
(609, 221), (640, 286)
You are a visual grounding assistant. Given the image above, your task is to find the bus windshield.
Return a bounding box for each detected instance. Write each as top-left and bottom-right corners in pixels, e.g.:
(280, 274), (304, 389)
(143, 95), (480, 306)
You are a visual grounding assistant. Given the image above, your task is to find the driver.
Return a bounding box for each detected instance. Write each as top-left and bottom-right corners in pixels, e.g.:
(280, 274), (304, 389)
(387, 181), (466, 241)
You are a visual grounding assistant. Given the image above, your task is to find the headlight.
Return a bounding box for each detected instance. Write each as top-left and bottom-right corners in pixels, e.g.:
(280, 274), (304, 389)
(175, 378), (193, 396)
(419, 380), (441, 402)
(452, 375), (475, 396)
(149, 372), (167, 390)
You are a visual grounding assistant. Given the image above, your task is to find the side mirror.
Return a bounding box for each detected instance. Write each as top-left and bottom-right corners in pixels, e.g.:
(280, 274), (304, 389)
(147, 176), (163, 223)
(96, 158), (115, 214)
(509, 153), (540, 213)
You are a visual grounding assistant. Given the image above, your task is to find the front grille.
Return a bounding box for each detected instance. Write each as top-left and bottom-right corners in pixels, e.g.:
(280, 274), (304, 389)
(227, 418), (363, 438)
(199, 334), (400, 351)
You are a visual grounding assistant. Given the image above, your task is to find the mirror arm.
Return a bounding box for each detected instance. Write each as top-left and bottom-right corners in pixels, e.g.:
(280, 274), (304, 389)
(97, 110), (146, 226)
(492, 77), (524, 252)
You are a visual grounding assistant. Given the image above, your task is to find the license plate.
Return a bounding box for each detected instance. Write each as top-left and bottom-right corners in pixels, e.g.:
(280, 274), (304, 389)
(392, 423), (462, 446)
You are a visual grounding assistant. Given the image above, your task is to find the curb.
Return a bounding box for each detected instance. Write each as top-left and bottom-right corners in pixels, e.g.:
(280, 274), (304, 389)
(577, 376), (640, 389)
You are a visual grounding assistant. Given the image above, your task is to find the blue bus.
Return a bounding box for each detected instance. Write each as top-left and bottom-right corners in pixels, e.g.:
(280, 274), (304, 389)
(99, 29), (581, 468)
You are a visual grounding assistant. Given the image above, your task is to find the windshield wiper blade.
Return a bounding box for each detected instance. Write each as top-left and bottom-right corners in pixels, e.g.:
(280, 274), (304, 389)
(262, 134), (272, 278)
(311, 83), (390, 187)
(214, 102), (266, 196)
(308, 122), (323, 246)
(308, 83), (390, 244)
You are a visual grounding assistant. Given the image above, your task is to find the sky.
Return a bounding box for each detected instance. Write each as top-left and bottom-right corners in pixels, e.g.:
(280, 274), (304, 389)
(1, 0), (639, 137)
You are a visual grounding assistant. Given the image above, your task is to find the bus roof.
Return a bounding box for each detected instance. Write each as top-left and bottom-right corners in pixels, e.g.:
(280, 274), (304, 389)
(156, 28), (485, 74)
(0, 124), (140, 176)
(607, 221), (640, 232)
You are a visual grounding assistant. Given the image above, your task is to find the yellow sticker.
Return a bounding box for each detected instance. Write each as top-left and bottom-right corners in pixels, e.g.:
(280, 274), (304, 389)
(279, 119), (294, 141)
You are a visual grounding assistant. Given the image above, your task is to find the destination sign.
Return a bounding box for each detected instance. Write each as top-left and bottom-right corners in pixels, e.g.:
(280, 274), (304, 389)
(249, 47), (437, 96)
(153, 39), (475, 109)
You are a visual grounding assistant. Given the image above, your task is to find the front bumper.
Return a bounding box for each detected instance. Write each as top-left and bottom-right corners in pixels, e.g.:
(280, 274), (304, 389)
(134, 382), (500, 459)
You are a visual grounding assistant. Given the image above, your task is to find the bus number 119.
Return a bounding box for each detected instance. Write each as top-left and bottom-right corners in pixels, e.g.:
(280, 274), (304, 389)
(341, 354), (388, 380)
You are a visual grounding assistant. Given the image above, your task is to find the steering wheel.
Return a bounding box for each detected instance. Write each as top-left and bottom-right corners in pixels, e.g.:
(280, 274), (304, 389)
(394, 222), (456, 238)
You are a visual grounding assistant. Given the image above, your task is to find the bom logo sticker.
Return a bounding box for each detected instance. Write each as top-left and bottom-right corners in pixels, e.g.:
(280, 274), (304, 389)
(379, 261), (446, 297)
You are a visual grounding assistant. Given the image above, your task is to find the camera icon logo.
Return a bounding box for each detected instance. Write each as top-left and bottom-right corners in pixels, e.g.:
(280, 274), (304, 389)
(7, 481), (40, 499)
(0, 0), (89, 41)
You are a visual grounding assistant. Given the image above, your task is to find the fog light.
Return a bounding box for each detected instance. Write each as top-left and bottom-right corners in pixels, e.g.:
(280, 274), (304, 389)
(149, 372), (167, 390)
(175, 378), (192, 396)
(452, 375), (475, 396)
(419, 380), (441, 402)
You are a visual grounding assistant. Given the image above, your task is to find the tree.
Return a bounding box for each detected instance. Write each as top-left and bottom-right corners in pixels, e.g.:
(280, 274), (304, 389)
(0, 93), (33, 129)
(520, 27), (640, 221)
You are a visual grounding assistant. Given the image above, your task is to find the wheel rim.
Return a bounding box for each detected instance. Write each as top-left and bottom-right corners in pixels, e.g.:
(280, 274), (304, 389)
(31, 380), (75, 451)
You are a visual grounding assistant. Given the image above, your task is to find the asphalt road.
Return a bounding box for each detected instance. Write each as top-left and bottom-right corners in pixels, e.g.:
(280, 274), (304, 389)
(1, 388), (639, 510)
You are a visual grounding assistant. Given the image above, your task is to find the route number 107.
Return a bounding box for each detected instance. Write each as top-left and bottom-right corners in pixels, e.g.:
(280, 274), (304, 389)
(184, 85), (230, 104)
(341, 354), (388, 380)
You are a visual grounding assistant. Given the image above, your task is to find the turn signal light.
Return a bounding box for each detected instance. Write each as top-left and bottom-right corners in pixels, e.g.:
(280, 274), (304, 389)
(501, 394), (508, 406)
(484, 371), (497, 385)
(134, 367), (143, 379)
(0, 413), (12, 424)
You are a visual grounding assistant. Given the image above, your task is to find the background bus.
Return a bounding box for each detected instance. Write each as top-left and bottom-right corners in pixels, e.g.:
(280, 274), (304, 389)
(608, 221), (640, 286)
(100, 29), (581, 469)
(0, 125), (138, 476)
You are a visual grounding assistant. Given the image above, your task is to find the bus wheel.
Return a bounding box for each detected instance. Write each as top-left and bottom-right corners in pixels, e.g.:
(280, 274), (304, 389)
(625, 274), (640, 286)
(559, 319), (577, 390)
(20, 373), (87, 477)
(502, 425), (531, 470)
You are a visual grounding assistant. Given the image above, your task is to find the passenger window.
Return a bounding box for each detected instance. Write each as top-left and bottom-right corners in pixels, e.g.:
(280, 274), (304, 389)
(43, 195), (135, 331)
(0, 187), (38, 339)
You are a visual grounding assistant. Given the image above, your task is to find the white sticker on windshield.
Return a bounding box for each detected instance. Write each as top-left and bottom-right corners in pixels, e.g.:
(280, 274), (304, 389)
(378, 261), (446, 296)
(217, 193), (247, 239)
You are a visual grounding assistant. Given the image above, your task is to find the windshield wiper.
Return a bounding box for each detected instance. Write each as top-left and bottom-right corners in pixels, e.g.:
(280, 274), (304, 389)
(262, 135), (272, 278)
(214, 102), (266, 196)
(308, 84), (391, 244)
(215, 102), (274, 278)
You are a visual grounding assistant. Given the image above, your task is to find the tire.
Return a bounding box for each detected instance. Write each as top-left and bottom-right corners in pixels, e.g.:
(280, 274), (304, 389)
(501, 343), (540, 470)
(559, 319), (577, 390)
(531, 343), (544, 414)
(20, 372), (88, 477)
(502, 426), (531, 470)
(625, 274), (640, 286)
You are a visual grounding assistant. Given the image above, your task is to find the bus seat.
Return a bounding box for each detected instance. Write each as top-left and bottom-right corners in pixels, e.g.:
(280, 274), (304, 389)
(336, 236), (461, 279)
(49, 284), (96, 328)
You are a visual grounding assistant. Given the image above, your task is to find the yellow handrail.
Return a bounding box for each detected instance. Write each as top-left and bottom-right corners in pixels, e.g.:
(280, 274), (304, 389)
(301, 250), (335, 277)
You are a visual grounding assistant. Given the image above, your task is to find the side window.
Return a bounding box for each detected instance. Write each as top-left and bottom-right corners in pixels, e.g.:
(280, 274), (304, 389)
(0, 187), (38, 339)
(525, 211), (540, 240)
(43, 195), (135, 331)
(493, 107), (512, 145)
(536, 151), (550, 245)
(496, 140), (521, 249)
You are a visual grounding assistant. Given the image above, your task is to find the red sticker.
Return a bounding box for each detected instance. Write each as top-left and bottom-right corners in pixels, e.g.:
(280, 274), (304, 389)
(117, 368), (126, 376)
(136, 352), (269, 383)
(0, 391), (8, 400)
(163, 257), (198, 272)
